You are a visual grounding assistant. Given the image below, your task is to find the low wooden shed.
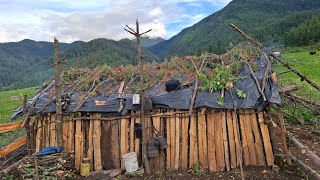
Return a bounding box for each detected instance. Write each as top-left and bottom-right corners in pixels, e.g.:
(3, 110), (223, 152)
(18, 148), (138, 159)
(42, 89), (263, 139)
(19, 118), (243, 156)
(13, 45), (280, 173)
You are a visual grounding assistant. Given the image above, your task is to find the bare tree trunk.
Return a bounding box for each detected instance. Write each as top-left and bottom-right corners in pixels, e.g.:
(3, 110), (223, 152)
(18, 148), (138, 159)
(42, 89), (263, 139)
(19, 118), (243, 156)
(54, 38), (63, 147)
(23, 95), (32, 155)
(136, 19), (150, 174)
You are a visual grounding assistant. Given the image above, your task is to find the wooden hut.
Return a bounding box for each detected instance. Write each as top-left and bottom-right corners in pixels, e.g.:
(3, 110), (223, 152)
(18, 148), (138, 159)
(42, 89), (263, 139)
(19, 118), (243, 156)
(12, 44), (280, 173)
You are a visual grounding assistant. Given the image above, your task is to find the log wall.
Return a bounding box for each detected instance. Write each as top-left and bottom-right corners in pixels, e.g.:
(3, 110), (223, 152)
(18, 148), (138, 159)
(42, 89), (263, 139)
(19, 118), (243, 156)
(31, 108), (274, 172)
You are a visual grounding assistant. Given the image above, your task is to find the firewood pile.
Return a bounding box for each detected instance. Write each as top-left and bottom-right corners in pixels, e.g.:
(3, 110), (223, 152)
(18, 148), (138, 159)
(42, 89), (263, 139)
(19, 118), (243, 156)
(17, 153), (79, 179)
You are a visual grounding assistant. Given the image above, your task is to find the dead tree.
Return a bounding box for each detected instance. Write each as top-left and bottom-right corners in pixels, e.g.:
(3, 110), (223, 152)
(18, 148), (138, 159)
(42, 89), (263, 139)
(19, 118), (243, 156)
(124, 19), (152, 174)
(54, 38), (63, 147)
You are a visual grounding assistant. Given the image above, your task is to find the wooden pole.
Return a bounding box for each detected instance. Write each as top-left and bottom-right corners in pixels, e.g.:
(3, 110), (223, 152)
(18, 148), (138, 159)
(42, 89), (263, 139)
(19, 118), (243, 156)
(54, 38), (63, 147)
(124, 19), (152, 174)
(23, 95), (32, 155)
(277, 108), (292, 165)
(288, 135), (320, 166)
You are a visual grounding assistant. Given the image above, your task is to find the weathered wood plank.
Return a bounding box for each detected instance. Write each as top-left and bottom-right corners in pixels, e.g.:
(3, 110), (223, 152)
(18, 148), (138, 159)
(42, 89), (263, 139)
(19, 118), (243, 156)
(207, 110), (217, 172)
(130, 118), (135, 152)
(88, 116), (94, 170)
(249, 110), (265, 166)
(189, 115), (197, 168)
(120, 118), (128, 169)
(232, 111), (241, 166)
(101, 120), (120, 169)
(222, 111), (230, 171)
(0, 121), (23, 134)
(227, 111), (236, 169)
(174, 115), (180, 170)
(153, 115), (161, 171)
(93, 115), (102, 170)
(62, 116), (68, 151)
(135, 118), (141, 163)
(75, 116), (82, 169)
(166, 117), (171, 170)
(239, 109), (249, 165)
(245, 109), (257, 165)
(258, 112), (274, 166)
(170, 114), (176, 170)
(181, 115), (189, 169)
(214, 111), (225, 171)
(35, 118), (42, 152)
(50, 114), (56, 147)
(0, 136), (26, 157)
(68, 116), (74, 152)
(198, 109), (208, 169)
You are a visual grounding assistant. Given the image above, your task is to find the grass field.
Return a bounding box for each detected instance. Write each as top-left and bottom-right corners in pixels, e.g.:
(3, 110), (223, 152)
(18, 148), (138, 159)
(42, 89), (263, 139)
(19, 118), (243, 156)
(0, 87), (37, 124)
(275, 51), (320, 102)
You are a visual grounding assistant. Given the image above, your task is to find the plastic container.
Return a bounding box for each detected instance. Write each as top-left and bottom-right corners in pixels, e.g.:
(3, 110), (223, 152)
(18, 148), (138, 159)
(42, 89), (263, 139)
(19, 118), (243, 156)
(122, 152), (139, 173)
(80, 157), (91, 176)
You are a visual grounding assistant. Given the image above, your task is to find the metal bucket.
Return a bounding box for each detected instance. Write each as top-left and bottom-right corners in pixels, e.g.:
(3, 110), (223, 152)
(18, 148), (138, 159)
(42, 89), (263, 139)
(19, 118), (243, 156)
(132, 94), (140, 105)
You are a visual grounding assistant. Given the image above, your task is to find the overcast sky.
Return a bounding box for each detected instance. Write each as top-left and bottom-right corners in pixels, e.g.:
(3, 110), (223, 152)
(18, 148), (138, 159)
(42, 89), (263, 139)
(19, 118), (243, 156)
(0, 0), (231, 43)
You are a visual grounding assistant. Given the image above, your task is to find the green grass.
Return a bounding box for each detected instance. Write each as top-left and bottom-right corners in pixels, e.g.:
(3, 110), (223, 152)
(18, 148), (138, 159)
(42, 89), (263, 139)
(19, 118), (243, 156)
(274, 50), (320, 123)
(275, 51), (320, 102)
(0, 87), (38, 124)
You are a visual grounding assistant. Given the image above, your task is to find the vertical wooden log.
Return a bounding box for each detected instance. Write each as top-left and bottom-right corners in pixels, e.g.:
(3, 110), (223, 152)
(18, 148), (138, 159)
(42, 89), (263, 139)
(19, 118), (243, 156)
(239, 109), (249, 165)
(189, 115), (197, 168)
(88, 117), (94, 170)
(68, 116), (75, 152)
(278, 108), (292, 165)
(245, 109), (257, 165)
(44, 116), (49, 148)
(222, 111), (230, 171)
(170, 115), (176, 170)
(198, 108), (208, 169)
(249, 110), (265, 166)
(62, 116), (68, 151)
(227, 111), (236, 169)
(130, 118), (135, 152)
(35, 118), (42, 152)
(174, 115), (180, 170)
(166, 117), (171, 170)
(47, 116), (51, 148)
(120, 118), (128, 169)
(207, 109), (217, 172)
(134, 117), (141, 162)
(22, 95), (32, 155)
(75, 114), (83, 169)
(181, 114), (189, 169)
(93, 114), (102, 170)
(153, 115), (161, 171)
(214, 111), (225, 171)
(258, 112), (274, 166)
(54, 38), (63, 147)
(232, 111), (241, 166)
(50, 114), (56, 147)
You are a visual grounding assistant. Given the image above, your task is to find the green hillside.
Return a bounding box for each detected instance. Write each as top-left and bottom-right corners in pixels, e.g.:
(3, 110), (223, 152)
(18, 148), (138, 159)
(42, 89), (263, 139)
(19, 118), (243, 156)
(0, 40), (83, 91)
(63, 38), (159, 68)
(149, 0), (320, 58)
(0, 38), (159, 91)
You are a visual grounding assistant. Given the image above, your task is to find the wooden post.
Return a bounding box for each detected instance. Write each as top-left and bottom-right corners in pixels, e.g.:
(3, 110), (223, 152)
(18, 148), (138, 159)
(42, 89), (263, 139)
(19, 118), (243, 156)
(23, 95), (32, 155)
(54, 38), (63, 147)
(278, 108), (292, 165)
(124, 19), (152, 174)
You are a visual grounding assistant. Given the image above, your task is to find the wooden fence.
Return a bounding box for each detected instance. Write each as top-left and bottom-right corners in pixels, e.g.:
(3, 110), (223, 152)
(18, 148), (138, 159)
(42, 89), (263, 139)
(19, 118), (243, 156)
(31, 108), (274, 173)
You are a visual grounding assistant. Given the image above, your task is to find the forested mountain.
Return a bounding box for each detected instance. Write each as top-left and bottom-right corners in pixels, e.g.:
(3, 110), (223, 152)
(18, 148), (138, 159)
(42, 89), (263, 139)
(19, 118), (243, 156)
(0, 38), (159, 91)
(149, 0), (320, 58)
(0, 39), (83, 91)
(63, 38), (159, 68)
(133, 37), (165, 47)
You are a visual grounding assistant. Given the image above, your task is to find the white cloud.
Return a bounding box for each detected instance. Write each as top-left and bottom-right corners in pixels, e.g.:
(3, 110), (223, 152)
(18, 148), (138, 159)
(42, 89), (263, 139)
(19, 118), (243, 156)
(0, 0), (230, 43)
